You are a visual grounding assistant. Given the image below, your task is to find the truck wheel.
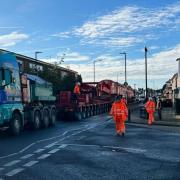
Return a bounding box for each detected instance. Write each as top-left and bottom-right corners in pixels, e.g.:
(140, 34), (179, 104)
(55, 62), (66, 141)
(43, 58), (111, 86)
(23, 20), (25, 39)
(82, 111), (86, 119)
(33, 110), (41, 130)
(50, 108), (56, 126)
(10, 113), (22, 135)
(42, 108), (50, 128)
(75, 112), (82, 121)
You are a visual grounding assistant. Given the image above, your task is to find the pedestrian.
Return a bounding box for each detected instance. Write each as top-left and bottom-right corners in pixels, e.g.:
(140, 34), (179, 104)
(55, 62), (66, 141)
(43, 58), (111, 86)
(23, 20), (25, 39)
(73, 82), (81, 104)
(73, 82), (81, 95)
(121, 95), (127, 106)
(157, 97), (162, 120)
(145, 97), (156, 125)
(110, 95), (128, 137)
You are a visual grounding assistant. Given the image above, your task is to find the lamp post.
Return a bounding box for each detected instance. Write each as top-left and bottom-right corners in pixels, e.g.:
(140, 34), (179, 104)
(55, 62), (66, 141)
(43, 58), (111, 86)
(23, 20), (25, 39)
(35, 51), (42, 60)
(34, 51), (42, 76)
(120, 52), (127, 84)
(93, 59), (103, 82)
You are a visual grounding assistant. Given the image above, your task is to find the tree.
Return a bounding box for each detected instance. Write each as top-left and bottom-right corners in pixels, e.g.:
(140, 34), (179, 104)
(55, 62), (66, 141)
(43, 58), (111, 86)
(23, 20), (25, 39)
(60, 73), (76, 91)
(76, 74), (82, 83)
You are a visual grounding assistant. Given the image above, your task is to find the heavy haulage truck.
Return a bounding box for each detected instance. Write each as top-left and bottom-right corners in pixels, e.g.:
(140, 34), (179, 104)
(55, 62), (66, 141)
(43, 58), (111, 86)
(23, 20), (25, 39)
(0, 52), (135, 135)
(0, 53), (56, 135)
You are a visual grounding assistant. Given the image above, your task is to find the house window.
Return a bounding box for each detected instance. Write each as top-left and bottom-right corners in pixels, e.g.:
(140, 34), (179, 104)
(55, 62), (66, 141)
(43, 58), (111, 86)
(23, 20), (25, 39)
(29, 63), (43, 71)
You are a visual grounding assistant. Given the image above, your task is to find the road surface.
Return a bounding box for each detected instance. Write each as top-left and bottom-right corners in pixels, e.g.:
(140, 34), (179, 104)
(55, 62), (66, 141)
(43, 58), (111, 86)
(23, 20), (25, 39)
(0, 114), (180, 180)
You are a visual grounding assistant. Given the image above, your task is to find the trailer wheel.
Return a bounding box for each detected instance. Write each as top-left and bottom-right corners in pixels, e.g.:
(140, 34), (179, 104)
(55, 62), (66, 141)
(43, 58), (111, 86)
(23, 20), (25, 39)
(86, 110), (90, 118)
(42, 108), (50, 128)
(33, 110), (41, 130)
(75, 112), (82, 121)
(10, 112), (22, 135)
(50, 108), (56, 126)
(82, 111), (86, 119)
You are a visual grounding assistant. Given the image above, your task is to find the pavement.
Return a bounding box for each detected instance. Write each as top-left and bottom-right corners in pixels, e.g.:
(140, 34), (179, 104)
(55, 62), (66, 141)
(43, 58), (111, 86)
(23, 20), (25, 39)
(129, 104), (180, 127)
(0, 114), (180, 179)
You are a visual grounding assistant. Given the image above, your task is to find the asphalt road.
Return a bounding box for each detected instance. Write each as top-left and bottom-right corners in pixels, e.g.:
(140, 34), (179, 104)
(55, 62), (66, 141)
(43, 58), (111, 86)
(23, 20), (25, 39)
(0, 114), (180, 180)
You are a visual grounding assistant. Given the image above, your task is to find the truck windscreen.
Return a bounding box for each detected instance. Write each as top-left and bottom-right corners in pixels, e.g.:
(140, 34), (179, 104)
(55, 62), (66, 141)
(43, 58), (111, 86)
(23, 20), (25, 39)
(0, 69), (4, 86)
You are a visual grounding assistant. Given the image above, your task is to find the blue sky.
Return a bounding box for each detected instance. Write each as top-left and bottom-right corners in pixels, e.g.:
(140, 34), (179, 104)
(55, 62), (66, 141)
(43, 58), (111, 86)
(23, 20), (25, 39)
(0, 0), (180, 89)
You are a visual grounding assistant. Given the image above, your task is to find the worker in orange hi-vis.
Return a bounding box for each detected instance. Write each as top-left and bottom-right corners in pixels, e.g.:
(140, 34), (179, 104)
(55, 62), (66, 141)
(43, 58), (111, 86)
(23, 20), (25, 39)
(110, 95), (128, 137)
(145, 97), (156, 125)
(73, 82), (81, 105)
(73, 82), (81, 94)
(121, 95), (127, 106)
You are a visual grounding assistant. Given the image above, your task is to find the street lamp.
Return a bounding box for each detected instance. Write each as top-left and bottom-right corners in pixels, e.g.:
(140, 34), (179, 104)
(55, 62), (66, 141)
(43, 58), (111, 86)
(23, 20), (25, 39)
(93, 59), (103, 82)
(120, 52), (127, 84)
(34, 51), (42, 76)
(35, 51), (42, 60)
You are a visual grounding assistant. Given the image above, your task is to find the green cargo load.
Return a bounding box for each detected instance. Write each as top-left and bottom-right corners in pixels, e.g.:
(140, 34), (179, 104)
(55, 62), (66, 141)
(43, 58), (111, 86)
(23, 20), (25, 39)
(27, 74), (56, 102)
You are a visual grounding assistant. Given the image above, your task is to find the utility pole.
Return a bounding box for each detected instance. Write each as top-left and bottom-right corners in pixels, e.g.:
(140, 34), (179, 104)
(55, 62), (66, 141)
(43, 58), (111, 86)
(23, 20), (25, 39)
(93, 60), (95, 82)
(145, 47), (148, 99)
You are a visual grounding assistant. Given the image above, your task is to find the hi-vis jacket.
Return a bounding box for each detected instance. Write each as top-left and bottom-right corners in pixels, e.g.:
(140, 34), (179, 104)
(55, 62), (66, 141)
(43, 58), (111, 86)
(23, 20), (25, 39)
(145, 100), (155, 113)
(110, 101), (128, 121)
(73, 85), (80, 94)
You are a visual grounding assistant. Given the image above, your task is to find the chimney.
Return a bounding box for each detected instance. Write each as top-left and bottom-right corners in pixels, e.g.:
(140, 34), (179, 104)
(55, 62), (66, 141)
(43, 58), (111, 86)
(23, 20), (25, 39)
(177, 58), (180, 77)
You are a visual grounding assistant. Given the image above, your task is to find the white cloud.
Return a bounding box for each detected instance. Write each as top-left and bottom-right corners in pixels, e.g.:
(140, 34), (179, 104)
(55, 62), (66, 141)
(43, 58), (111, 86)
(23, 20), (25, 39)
(52, 32), (70, 38)
(72, 3), (180, 47)
(0, 31), (29, 47)
(42, 51), (90, 64)
(81, 36), (143, 47)
(65, 44), (180, 89)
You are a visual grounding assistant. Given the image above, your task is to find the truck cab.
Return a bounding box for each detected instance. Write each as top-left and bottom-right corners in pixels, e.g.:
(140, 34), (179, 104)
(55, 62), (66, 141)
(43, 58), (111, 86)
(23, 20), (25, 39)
(0, 53), (24, 134)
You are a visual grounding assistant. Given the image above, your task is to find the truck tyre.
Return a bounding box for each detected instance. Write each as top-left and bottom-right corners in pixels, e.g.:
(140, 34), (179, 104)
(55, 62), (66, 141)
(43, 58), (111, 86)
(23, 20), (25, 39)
(33, 110), (41, 130)
(85, 111), (89, 118)
(82, 111), (86, 119)
(75, 112), (82, 121)
(42, 108), (50, 128)
(50, 108), (56, 126)
(10, 112), (22, 135)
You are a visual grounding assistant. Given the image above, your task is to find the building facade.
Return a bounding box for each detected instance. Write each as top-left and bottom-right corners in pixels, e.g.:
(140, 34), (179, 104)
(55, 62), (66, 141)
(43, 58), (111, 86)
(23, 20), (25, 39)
(0, 49), (78, 79)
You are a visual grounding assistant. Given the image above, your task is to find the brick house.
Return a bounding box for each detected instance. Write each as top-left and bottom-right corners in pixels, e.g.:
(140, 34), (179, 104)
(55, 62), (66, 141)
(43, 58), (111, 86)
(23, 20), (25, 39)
(0, 49), (78, 78)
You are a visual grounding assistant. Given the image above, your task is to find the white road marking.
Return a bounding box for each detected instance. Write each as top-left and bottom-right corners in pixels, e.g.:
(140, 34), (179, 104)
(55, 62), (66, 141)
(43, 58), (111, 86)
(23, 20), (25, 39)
(48, 148), (60, 154)
(58, 144), (67, 149)
(21, 154), (34, 159)
(45, 142), (57, 148)
(38, 154), (51, 160)
(34, 148), (45, 153)
(0, 118), (111, 160)
(62, 131), (68, 135)
(6, 168), (24, 177)
(19, 143), (36, 153)
(23, 161), (39, 167)
(4, 160), (21, 167)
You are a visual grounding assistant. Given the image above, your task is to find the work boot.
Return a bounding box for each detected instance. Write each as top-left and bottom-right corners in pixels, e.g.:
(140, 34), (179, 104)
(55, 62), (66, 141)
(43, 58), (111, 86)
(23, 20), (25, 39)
(122, 132), (125, 137)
